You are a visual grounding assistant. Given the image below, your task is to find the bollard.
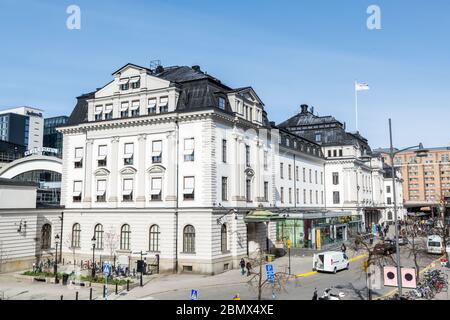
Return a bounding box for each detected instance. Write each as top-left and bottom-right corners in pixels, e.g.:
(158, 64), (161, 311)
(103, 285), (106, 298)
(140, 273), (143, 287)
(127, 280), (130, 291)
(89, 288), (93, 300)
(115, 283), (118, 295)
(60, 295), (63, 300)
(76, 291), (79, 300)
(81, 260), (83, 268)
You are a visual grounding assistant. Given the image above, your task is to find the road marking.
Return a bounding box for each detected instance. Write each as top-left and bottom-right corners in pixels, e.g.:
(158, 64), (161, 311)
(375, 255), (445, 300)
(295, 253), (368, 278)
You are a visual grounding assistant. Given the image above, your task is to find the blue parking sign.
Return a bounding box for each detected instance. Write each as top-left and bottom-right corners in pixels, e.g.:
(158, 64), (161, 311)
(191, 289), (198, 300)
(266, 264), (275, 283)
(103, 263), (110, 275)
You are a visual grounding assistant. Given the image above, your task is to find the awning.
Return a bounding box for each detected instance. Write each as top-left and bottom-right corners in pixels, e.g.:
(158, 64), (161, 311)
(72, 191), (81, 197)
(183, 188), (194, 194)
(119, 78), (129, 85)
(96, 191), (106, 196)
(244, 210), (283, 223)
(407, 212), (431, 217)
(74, 157), (83, 162)
(129, 77), (140, 83)
(97, 155), (107, 161)
(150, 189), (161, 195)
(123, 153), (133, 159)
(122, 190), (133, 196)
(130, 103), (140, 110)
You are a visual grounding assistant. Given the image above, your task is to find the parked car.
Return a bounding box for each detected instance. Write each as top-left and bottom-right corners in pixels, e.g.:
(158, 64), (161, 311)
(427, 235), (450, 255)
(397, 236), (408, 246)
(312, 251), (349, 274)
(373, 240), (396, 255)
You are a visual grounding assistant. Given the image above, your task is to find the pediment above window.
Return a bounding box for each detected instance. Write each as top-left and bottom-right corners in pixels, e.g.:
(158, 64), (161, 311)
(120, 166), (137, 175)
(94, 168), (110, 176)
(147, 165), (166, 175)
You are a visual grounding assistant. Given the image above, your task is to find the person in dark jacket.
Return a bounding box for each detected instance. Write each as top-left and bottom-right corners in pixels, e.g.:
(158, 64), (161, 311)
(246, 261), (252, 276)
(312, 288), (318, 300)
(239, 258), (246, 276)
(341, 243), (347, 254)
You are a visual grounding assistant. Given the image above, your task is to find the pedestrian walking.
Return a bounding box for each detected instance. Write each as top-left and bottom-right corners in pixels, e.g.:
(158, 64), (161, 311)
(239, 258), (246, 276)
(341, 243), (346, 254)
(246, 261), (252, 276)
(312, 288), (318, 300)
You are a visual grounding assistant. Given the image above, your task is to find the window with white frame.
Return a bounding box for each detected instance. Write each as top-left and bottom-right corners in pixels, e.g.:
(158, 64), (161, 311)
(150, 177), (162, 201)
(123, 143), (134, 165)
(97, 145), (107, 167)
(130, 100), (140, 117)
(264, 182), (269, 202)
(246, 179), (252, 202)
(218, 97), (226, 110)
(73, 181), (82, 202)
(159, 97), (168, 113)
(280, 187), (284, 203)
(264, 151), (268, 170)
(120, 101), (129, 118)
(309, 190), (313, 204)
(122, 178), (133, 201)
(152, 140), (162, 163)
(333, 191), (340, 204)
(104, 104), (113, 120)
(130, 76), (140, 89)
(222, 177), (228, 201)
(332, 172), (339, 185)
(96, 179), (106, 202)
(183, 176), (195, 200)
(288, 164), (292, 180)
(94, 105), (103, 121)
(222, 139), (227, 163)
(289, 188), (292, 204)
(303, 189), (306, 204)
(119, 78), (129, 91)
(74, 147), (83, 168)
(184, 138), (195, 162)
(148, 98), (157, 114)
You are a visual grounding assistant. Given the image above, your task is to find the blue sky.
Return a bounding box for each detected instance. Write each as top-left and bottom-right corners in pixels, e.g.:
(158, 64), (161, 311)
(0, 0), (449, 149)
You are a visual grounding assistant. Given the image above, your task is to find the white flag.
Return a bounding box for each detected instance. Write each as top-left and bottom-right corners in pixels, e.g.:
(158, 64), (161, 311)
(355, 82), (370, 91)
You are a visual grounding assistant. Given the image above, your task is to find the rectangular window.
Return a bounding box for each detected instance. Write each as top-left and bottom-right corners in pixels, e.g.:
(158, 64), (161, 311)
(303, 168), (306, 182)
(280, 163), (284, 179)
(315, 133), (321, 142)
(310, 190), (313, 204)
(94, 105), (103, 121)
(150, 177), (162, 201)
(296, 188), (299, 204)
(303, 189), (306, 204)
(246, 179), (252, 202)
(289, 188), (292, 204)
(333, 191), (340, 204)
(183, 176), (195, 200)
(222, 177), (228, 201)
(315, 170), (318, 184)
(222, 140), (227, 163)
(152, 140), (162, 163)
(218, 97), (226, 110)
(264, 182), (269, 202)
(73, 181), (82, 202)
(280, 187), (284, 204)
(315, 190), (318, 204)
(119, 78), (129, 91)
(386, 186), (391, 193)
(321, 191), (324, 204)
(148, 98), (157, 114)
(159, 97), (168, 113)
(245, 145), (250, 167)
(332, 172), (339, 185)
(309, 169), (312, 183)
(96, 179), (106, 202)
(131, 100), (140, 117)
(98, 145), (107, 167)
(288, 165), (292, 180)
(339, 149), (343, 157)
(387, 197), (392, 205)
(296, 166), (299, 181)
(104, 104), (113, 120)
(183, 138), (195, 162)
(321, 172), (323, 185)
(328, 150), (331, 157)
(74, 147), (83, 168)
(120, 102), (129, 118)
(130, 76), (140, 89)
(333, 150), (337, 157)
(124, 143), (134, 165)
(123, 179), (133, 201)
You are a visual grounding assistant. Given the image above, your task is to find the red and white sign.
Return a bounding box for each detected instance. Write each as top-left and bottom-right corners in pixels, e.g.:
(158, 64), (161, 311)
(383, 266), (398, 287)
(401, 268), (417, 289)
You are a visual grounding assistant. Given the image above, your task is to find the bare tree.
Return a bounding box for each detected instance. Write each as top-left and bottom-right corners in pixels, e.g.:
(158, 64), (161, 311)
(403, 218), (425, 279)
(246, 248), (294, 300)
(64, 232), (77, 271)
(430, 204), (449, 260)
(104, 227), (119, 265)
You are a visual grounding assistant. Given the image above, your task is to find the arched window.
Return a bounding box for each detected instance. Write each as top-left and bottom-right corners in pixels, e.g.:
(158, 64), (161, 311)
(221, 224), (228, 253)
(149, 225), (160, 252)
(94, 224), (104, 249)
(71, 223), (81, 248)
(120, 224), (131, 250)
(183, 225), (195, 253)
(41, 224), (52, 249)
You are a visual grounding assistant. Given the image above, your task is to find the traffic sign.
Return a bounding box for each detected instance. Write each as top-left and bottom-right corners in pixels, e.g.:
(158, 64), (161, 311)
(191, 289), (198, 300)
(102, 263), (111, 275)
(266, 264), (275, 283)
(287, 239), (291, 249)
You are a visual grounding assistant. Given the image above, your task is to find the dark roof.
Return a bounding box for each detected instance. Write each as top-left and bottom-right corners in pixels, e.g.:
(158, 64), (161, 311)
(278, 109), (342, 128)
(0, 177), (38, 187)
(66, 92), (95, 126)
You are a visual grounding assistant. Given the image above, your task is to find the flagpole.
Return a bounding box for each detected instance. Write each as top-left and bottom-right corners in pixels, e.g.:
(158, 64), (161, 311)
(355, 81), (358, 132)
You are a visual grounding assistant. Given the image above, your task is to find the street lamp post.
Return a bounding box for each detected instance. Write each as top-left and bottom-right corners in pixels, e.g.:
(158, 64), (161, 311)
(91, 236), (96, 278)
(388, 118), (428, 296)
(54, 234), (59, 283)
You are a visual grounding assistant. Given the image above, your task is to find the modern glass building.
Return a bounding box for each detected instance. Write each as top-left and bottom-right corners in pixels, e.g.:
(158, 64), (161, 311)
(43, 116), (68, 157)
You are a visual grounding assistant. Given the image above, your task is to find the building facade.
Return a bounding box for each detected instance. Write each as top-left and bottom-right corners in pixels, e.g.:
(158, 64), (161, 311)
(43, 116), (68, 157)
(0, 106), (44, 151)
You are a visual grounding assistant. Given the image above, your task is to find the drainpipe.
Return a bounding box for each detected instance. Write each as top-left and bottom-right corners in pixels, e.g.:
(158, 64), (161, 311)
(293, 154), (297, 208)
(60, 211), (64, 263)
(174, 120), (179, 273)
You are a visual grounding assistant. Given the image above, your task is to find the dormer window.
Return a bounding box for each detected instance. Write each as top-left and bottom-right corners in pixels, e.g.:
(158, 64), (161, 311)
(120, 102), (129, 118)
(159, 97), (168, 113)
(94, 105), (103, 121)
(315, 133), (322, 142)
(119, 78), (130, 91)
(148, 98), (157, 114)
(218, 97), (226, 110)
(130, 76), (140, 89)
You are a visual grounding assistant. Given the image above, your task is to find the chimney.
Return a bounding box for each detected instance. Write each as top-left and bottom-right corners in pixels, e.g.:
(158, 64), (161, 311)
(192, 65), (201, 72)
(300, 104), (308, 114)
(311, 106), (314, 115)
(155, 65), (164, 73)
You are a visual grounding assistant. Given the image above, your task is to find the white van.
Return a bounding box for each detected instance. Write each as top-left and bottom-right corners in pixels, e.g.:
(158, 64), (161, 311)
(427, 235), (450, 255)
(312, 251), (349, 274)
